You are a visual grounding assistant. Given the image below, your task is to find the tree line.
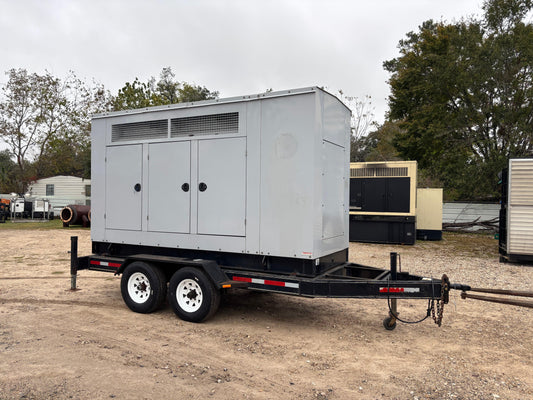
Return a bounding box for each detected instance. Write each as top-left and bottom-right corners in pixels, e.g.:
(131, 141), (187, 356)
(1, 0), (532, 201)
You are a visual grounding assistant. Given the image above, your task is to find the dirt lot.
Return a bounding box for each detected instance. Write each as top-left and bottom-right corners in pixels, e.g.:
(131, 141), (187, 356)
(1, 229), (532, 400)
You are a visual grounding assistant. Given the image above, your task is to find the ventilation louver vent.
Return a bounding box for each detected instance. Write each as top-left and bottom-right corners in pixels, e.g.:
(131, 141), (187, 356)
(171, 112), (239, 137)
(112, 120), (168, 142)
(350, 167), (408, 178)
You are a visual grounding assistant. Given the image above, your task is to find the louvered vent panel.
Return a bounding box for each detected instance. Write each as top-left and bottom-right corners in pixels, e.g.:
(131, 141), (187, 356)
(171, 112), (239, 137)
(509, 162), (533, 206)
(350, 167), (408, 178)
(112, 120), (168, 142)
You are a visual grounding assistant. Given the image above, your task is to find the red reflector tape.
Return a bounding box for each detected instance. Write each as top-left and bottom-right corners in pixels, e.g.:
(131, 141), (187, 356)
(379, 287), (420, 293)
(90, 260), (121, 268)
(264, 279), (285, 287)
(232, 276), (299, 289)
(232, 276), (252, 283)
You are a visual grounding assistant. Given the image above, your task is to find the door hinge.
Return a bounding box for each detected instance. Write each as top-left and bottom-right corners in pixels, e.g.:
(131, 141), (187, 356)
(147, 215), (149, 220)
(104, 213), (106, 219)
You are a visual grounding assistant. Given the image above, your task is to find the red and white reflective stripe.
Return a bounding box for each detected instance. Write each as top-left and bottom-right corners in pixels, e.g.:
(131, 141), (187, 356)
(232, 276), (299, 289)
(90, 260), (121, 268)
(379, 287), (420, 293)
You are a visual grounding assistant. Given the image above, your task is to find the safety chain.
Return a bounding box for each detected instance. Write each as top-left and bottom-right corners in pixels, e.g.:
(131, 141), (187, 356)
(431, 274), (450, 327)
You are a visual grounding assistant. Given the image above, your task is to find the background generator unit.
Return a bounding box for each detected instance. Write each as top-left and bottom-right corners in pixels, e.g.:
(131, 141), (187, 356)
(499, 158), (533, 263)
(349, 161), (417, 245)
(73, 88), (480, 330)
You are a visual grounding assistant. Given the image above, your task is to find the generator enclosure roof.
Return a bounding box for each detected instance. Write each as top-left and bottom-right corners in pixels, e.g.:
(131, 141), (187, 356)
(91, 87), (351, 260)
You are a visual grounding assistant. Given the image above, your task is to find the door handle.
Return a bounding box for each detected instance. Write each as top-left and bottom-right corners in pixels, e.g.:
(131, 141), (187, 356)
(199, 182), (207, 192)
(134, 183), (141, 192)
(181, 183), (190, 192)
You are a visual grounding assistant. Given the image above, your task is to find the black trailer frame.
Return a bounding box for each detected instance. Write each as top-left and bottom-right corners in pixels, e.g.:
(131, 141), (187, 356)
(71, 237), (463, 330)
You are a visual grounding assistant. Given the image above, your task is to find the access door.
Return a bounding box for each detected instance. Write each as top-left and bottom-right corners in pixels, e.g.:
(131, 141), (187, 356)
(148, 141), (191, 233)
(105, 144), (143, 230)
(197, 137), (246, 236)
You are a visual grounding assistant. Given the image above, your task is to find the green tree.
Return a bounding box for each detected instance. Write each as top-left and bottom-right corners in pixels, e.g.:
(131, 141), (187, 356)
(111, 67), (218, 111)
(0, 69), (107, 190)
(364, 121), (403, 162)
(384, 0), (533, 200)
(111, 77), (159, 111)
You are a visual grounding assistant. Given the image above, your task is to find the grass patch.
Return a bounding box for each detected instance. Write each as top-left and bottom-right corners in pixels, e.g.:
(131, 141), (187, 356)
(440, 231), (498, 258)
(0, 219), (87, 230)
(52, 271), (66, 275)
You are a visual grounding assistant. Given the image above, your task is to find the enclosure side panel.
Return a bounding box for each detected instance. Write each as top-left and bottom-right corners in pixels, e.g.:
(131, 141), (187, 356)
(244, 101), (262, 254)
(321, 141), (346, 240)
(259, 93), (316, 258)
(90, 119), (106, 241)
(317, 91), (351, 255)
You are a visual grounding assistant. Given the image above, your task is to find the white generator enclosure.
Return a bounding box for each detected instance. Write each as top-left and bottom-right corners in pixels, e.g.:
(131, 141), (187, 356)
(91, 88), (351, 263)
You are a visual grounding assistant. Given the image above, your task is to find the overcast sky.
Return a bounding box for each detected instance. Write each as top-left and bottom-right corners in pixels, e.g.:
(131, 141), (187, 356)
(0, 0), (484, 124)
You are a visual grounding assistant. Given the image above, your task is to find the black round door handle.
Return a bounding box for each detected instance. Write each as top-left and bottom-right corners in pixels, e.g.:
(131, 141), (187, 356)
(181, 183), (190, 192)
(199, 182), (207, 192)
(134, 183), (141, 192)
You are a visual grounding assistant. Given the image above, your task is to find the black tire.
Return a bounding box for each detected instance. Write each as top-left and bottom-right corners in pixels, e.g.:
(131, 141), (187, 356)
(383, 316), (397, 331)
(120, 261), (167, 314)
(168, 267), (220, 323)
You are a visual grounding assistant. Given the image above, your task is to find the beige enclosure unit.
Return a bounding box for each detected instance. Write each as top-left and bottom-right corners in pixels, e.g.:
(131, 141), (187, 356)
(416, 188), (443, 240)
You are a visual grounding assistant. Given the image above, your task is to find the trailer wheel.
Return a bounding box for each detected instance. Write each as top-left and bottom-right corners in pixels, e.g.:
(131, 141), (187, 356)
(383, 316), (397, 331)
(121, 262), (167, 314)
(168, 267), (220, 323)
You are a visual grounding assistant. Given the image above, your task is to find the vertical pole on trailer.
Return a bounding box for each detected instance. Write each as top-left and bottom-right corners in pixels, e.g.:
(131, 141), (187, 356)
(389, 252), (398, 320)
(70, 236), (78, 290)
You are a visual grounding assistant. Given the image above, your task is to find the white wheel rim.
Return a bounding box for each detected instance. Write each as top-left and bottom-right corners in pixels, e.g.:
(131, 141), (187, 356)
(127, 272), (152, 304)
(177, 279), (203, 313)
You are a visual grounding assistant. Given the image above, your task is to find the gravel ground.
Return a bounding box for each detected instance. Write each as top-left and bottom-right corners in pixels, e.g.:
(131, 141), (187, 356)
(0, 229), (532, 399)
